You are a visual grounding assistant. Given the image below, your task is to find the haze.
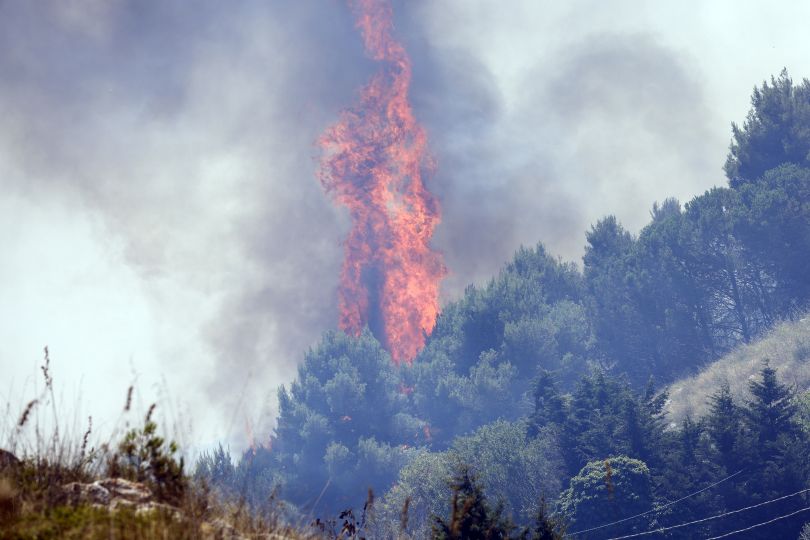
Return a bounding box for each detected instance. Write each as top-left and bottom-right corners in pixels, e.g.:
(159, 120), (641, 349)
(2, 0), (809, 452)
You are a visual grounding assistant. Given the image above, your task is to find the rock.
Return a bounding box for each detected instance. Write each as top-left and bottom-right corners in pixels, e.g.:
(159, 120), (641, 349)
(61, 477), (153, 508)
(62, 481), (111, 506)
(59, 477), (186, 524)
(0, 449), (20, 473)
(133, 501), (181, 518)
(0, 475), (19, 520)
(96, 478), (153, 505)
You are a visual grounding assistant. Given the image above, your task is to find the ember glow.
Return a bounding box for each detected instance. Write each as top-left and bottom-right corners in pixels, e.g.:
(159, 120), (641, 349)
(318, 0), (446, 364)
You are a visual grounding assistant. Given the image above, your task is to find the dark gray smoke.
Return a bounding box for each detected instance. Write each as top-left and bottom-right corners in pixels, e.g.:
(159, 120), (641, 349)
(0, 0), (368, 444)
(2, 0), (779, 448)
(394, 8), (723, 291)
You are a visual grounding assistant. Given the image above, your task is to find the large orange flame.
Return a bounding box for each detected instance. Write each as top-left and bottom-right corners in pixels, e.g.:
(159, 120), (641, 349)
(318, 0), (445, 365)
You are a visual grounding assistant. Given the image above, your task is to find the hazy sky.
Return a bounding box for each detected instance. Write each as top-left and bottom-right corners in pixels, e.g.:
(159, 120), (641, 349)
(2, 0), (809, 452)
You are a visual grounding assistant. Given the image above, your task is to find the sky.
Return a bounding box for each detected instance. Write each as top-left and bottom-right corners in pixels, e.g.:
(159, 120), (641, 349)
(2, 0), (809, 453)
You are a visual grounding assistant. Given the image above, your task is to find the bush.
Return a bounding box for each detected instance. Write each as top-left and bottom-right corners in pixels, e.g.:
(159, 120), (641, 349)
(108, 406), (185, 505)
(558, 456), (653, 539)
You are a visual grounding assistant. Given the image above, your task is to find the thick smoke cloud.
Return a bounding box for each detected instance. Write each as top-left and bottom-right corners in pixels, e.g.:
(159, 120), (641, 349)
(2, 0), (810, 449)
(0, 0), (368, 446)
(401, 0), (809, 293)
(396, 4), (724, 292)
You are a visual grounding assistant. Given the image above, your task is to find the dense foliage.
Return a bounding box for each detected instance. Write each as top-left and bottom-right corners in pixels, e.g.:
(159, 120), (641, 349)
(198, 71), (810, 538)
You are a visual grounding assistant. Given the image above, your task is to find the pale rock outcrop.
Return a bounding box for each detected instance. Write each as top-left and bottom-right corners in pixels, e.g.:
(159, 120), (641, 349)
(60, 477), (173, 518)
(59, 478), (254, 537)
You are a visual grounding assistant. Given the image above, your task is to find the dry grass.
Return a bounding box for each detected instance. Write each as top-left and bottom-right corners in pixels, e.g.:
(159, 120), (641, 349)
(0, 348), (321, 540)
(665, 316), (810, 424)
(0, 426), (316, 539)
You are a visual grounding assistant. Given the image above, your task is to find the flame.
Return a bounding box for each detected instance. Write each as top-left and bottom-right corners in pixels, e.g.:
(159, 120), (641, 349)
(245, 416), (256, 455)
(318, 0), (445, 364)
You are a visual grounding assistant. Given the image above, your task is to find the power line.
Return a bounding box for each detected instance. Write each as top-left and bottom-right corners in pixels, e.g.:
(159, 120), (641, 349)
(603, 487), (810, 540)
(705, 506), (810, 540)
(567, 468), (746, 536)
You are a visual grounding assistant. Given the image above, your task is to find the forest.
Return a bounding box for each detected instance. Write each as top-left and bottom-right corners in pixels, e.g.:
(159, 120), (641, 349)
(3, 68), (810, 539)
(189, 71), (810, 538)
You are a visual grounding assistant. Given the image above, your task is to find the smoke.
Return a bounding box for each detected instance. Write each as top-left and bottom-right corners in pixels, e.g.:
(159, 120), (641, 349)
(395, 3), (724, 294)
(0, 0), (368, 446)
(2, 0), (809, 449)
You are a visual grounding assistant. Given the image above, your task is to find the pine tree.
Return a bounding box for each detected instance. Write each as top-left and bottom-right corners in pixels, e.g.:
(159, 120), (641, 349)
(527, 370), (566, 437)
(738, 362), (809, 538)
(744, 361), (799, 452)
(706, 382), (745, 472)
(432, 467), (514, 540)
(523, 498), (566, 540)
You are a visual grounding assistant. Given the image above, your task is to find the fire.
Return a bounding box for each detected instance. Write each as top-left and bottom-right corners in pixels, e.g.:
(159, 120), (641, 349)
(318, 0), (445, 364)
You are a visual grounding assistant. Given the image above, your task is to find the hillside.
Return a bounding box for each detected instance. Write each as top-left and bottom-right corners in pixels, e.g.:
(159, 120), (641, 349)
(666, 316), (810, 423)
(195, 71), (810, 539)
(4, 67), (810, 539)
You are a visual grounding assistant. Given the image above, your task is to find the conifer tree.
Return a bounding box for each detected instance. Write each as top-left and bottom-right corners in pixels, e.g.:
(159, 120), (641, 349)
(744, 362), (799, 453)
(432, 467), (514, 540)
(737, 363), (808, 537)
(527, 370), (566, 437)
(706, 382), (746, 472)
(523, 498), (565, 540)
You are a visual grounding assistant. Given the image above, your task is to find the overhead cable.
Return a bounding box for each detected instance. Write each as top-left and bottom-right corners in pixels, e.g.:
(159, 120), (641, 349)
(603, 487), (810, 540)
(567, 468), (746, 536)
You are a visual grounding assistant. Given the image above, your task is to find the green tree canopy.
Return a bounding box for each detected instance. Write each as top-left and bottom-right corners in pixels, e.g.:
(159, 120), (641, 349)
(725, 69), (810, 185)
(558, 456), (654, 539)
